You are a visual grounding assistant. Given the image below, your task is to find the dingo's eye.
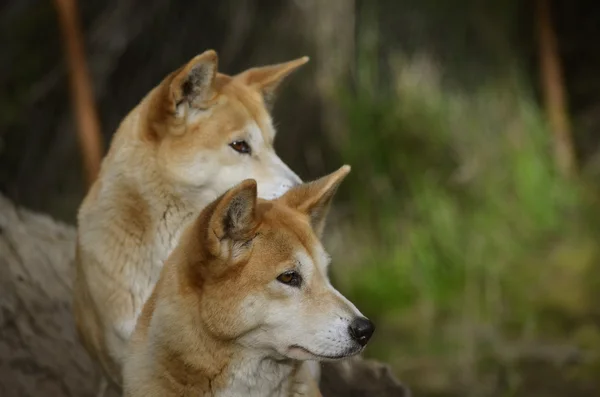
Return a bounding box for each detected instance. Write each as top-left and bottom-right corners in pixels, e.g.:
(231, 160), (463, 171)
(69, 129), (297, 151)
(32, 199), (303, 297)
(229, 140), (251, 154)
(277, 271), (302, 287)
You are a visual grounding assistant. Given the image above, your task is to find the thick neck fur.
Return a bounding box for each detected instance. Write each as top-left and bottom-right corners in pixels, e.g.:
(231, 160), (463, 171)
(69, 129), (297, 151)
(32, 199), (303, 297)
(150, 336), (299, 397)
(97, 99), (216, 262)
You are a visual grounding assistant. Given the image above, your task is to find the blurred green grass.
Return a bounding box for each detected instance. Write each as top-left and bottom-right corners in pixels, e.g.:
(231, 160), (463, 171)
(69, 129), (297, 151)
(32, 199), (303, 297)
(328, 46), (600, 397)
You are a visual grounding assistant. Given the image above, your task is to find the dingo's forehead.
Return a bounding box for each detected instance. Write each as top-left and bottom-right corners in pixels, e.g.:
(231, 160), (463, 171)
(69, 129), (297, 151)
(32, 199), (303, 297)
(219, 76), (275, 140)
(181, 76), (276, 149)
(240, 201), (330, 277)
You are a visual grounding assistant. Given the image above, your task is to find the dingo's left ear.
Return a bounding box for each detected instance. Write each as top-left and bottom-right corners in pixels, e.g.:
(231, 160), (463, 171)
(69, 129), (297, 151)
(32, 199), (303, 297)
(205, 179), (258, 259)
(279, 165), (350, 237)
(149, 50), (219, 138)
(235, 56), (309, 110)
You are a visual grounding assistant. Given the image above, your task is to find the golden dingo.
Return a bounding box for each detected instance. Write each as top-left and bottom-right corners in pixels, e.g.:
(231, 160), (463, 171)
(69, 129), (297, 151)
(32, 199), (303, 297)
(123, 166), (375, 397)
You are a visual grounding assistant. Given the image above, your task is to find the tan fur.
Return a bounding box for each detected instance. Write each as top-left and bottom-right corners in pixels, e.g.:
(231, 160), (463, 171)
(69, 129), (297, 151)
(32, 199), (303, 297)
(73, 49), (309, 385)
(123, 167), (367, 397)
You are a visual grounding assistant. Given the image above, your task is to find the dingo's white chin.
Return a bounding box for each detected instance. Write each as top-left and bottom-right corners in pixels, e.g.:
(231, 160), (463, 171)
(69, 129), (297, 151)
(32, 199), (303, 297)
(286, 344), (363, 361)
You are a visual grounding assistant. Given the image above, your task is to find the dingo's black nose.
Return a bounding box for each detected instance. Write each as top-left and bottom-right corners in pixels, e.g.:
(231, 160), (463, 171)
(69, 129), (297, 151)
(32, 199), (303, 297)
(348, 317), (375, 346)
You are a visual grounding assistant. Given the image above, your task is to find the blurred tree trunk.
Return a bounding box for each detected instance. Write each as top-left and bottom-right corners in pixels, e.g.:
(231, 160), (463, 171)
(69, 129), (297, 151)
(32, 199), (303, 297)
(536, 0), (576, 176)
(53, 0), (104, 187)
(0, 195), (409, 397)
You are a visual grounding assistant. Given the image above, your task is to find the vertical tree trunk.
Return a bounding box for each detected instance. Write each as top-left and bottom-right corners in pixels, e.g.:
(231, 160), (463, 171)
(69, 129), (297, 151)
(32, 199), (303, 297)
(536, 0), (576, 176)
(53, 0), (104, 187)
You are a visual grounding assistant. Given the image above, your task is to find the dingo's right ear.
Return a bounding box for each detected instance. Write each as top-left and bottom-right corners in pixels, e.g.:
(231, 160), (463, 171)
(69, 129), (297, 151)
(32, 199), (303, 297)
(278, 165), (350, 238)
(205, 179), (258, 259)
(235, 56), (309, 111)
(169, 50), (219, 112)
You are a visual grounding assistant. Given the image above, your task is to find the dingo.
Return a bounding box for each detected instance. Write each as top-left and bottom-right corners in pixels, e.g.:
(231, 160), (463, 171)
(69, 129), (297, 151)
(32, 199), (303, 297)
(123, 166), (375, 397)
(74, 49), (309, 385)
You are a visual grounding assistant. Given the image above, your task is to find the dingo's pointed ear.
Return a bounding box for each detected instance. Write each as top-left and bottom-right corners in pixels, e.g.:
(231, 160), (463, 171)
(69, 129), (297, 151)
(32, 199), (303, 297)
(170, 50), (218, 112)
(206, 179), (258, 258)
(279, 165), (350, 237)
(235, 56), (309, 110)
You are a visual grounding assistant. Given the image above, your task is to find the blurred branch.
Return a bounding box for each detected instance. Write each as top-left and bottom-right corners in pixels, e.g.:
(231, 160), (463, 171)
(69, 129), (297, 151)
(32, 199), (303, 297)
(536, 0), (576, 177)
(52, 0), (103, 187)
(30, 0), (169, 207)
(28, 0), (165, 106)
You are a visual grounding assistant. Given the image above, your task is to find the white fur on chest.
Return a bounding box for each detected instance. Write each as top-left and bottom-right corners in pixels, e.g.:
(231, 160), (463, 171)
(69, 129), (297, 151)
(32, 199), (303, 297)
(80, 194), (197, 338)
(213, 356), (296, 397)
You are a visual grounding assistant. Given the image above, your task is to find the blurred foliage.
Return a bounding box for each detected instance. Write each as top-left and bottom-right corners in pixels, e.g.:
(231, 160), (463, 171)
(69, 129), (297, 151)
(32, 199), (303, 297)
(328, 2), (600, 396)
